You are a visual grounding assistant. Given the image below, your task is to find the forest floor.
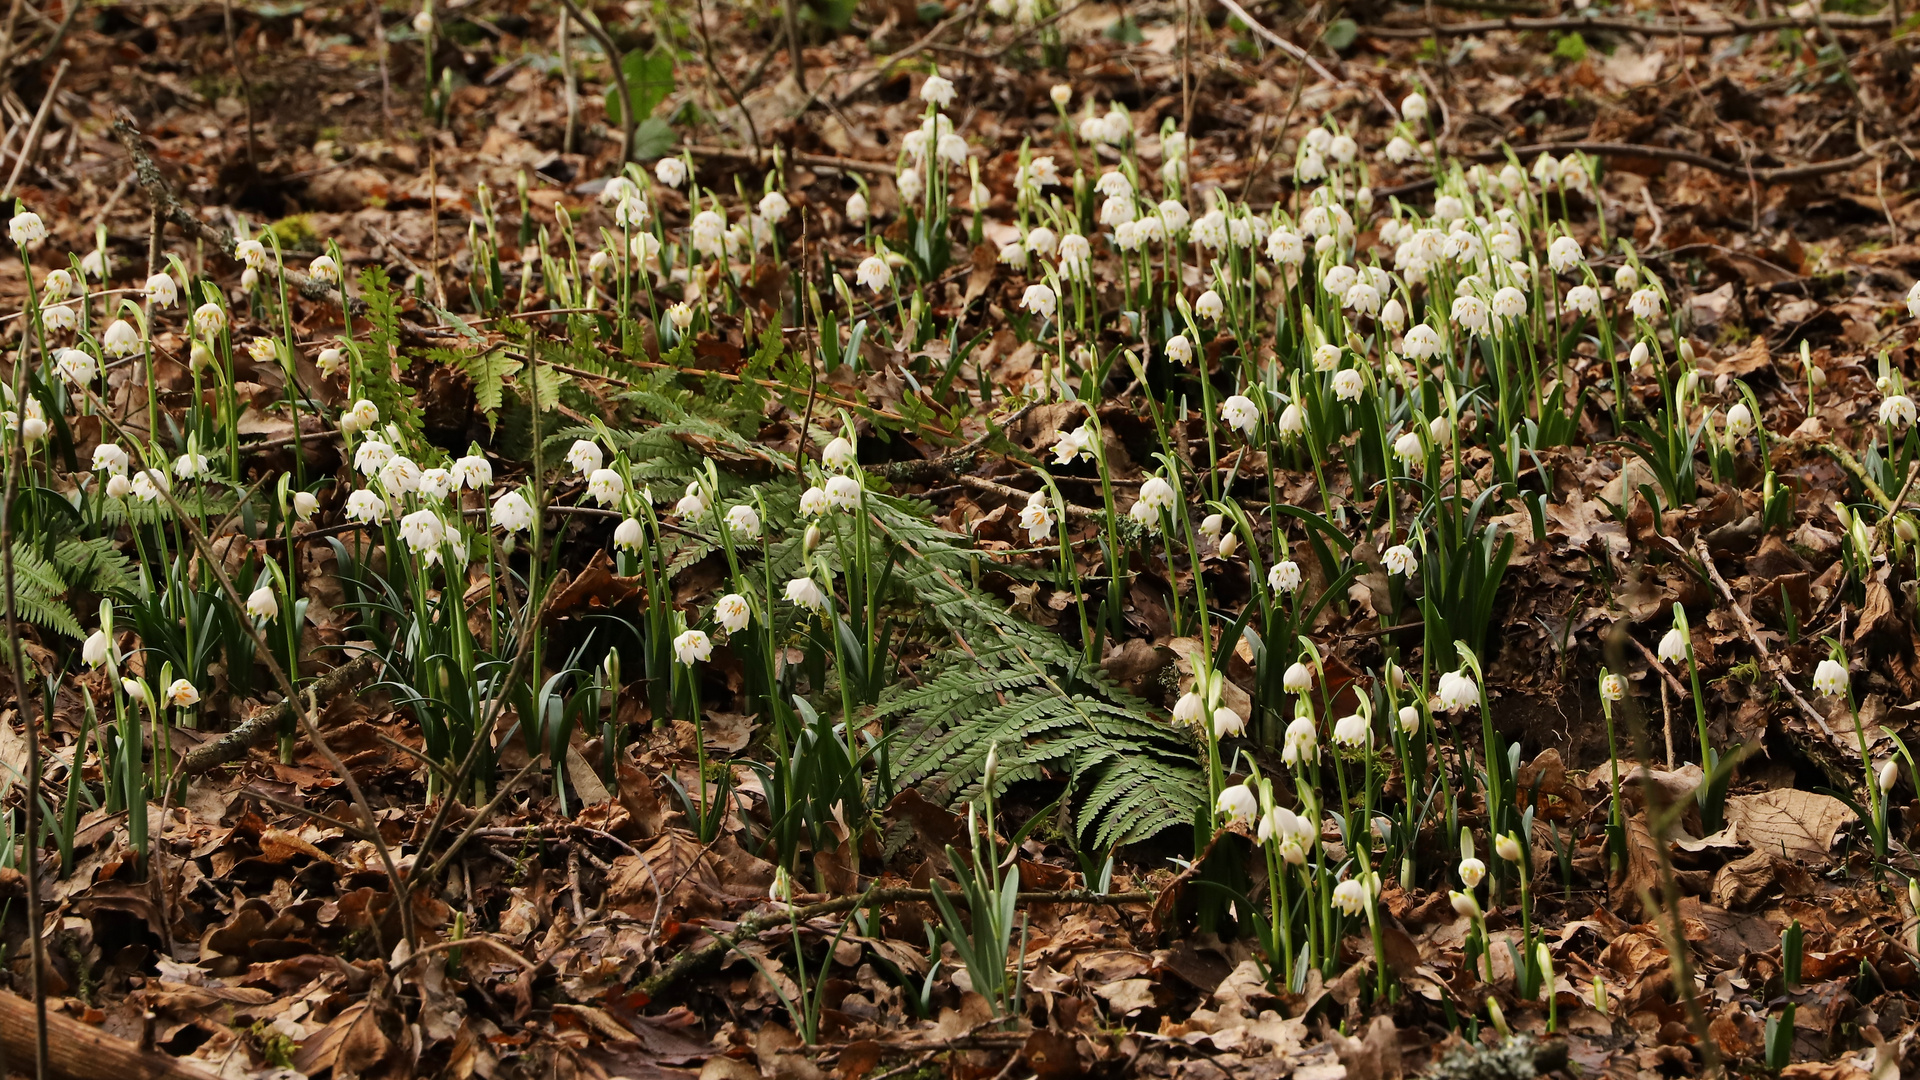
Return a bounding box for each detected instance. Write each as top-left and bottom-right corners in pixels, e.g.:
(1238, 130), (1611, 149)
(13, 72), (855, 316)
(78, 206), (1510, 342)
(3, 0), (1920, 1078)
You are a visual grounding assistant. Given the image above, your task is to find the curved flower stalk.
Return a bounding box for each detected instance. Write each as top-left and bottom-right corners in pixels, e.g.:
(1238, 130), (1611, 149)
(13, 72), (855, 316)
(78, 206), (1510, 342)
(1235, 766), (1329, 993)
(1597, 668), (1628, 874)
(255, 490), (308, 763)
(1446, 642), (1517, 898)
(1659, 603), (1726, 832)
(1814, 642), (1898, 866)
(1492, 827), (1550, 1002)
(1031, 470), (1097, 659)
(1379, 659), (1440, 888)
(1172, 293), (1225, 502)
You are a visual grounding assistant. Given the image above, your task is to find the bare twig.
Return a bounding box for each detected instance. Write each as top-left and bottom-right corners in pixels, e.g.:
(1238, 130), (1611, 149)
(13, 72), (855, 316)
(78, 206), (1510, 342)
(782, 0), (806, 93)
(1363, 9), (1891, 37)
(693, 0), (759, 157)
(1214, 0), (1340, 85)
(1214, 0), (1400, 119)
(0, 0), (25, 75)
(1383, 138), (1880, 197)
(391, 934), (538, 975)
(0, 57), (66, 202)
(959, 473), (1102, 521)
(1, 281), (51, 1080)
(111, 118), (455, 342)
(558, 7), (577, 155)
(176, 653), (381, 776)
(21, 0), (75, 69)
(1501, 139), (1879, 183)
(641, 887), (1154, 997)
(1690, 536), (1843, 746)
(925, 0), (1087, 61)
(555, 0), (632, 164)
(1640, 186), (1664, 249)
(836, 2), (982, 103)
(421, 756), (544, 882)
(220, 0), (256, 166)
(1625, 634), (1689, 701)
(1637, 243), (1801, 285)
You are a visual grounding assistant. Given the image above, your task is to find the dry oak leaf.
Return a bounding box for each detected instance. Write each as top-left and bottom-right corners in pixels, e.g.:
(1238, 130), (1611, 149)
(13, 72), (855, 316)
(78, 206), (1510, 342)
(1094, 978), (1159, 1016)
(1722, 789), (1855, 864)
(1516, 748), (1588, 820)
(604, 829), (726, 921)
(1618, 814), (1668, 921)
(1159, 960), (1308, 1057)
(1711, 850), (1780, 910)
(1023, 1028), (1086, 1080)
(294, 994), (406, 1080)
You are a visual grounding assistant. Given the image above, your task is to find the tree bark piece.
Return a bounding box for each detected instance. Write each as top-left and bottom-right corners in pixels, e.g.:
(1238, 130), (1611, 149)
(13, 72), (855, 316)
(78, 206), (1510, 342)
(0, 990), (220, 1080)
(177, 653), (381, 777)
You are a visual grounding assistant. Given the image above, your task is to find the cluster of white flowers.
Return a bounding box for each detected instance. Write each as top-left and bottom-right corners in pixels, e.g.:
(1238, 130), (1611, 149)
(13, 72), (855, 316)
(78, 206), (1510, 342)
(1128, 475), (1177, 530)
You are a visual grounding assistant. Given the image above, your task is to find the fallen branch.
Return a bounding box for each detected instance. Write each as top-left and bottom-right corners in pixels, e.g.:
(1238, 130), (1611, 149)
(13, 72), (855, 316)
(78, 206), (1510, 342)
(880, 459), (1100, 520)
(113, 119), (341, 307)
(1215, 0), (1340, 85)
(1819, 441), (1896, 511)
(835, 1), (984, 104)
(555, 0), (633, 164)
(639, 887), (1155, 997)
(177, 653), (381, 776)
(0, 990), (219, 1080)
(1364, 10), (1891, 38)
(958, 473), (1103, 521)
(0, 56), (65, 202)
(1689, 537), (1858, 788)
(111, 117), (452, 342)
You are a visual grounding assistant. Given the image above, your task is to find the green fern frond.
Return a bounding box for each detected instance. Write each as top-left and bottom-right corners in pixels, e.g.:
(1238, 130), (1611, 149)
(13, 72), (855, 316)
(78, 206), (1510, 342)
(881, 641), (1205, 848)
(549, 426), (1207, 848)
(95, 490), (241, 528)
(8, 546), (66, 598)
(0, 544), (80, 639)
(54, 537), (136, 595)
(6, 590), (82, 639)
(432, 345), (520, 423)
(353, 266), (422, 440)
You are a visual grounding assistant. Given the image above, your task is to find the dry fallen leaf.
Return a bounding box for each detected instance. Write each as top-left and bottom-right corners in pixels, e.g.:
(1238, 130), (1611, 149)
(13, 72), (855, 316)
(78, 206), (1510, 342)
(1095, 978), (1159, 1016)
(1723, 789), (1856, 864)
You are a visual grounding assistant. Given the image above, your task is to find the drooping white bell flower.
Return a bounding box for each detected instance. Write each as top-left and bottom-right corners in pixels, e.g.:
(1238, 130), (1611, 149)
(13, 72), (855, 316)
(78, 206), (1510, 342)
(491, 491), (534, 532)
(673, 629), (713, 665)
